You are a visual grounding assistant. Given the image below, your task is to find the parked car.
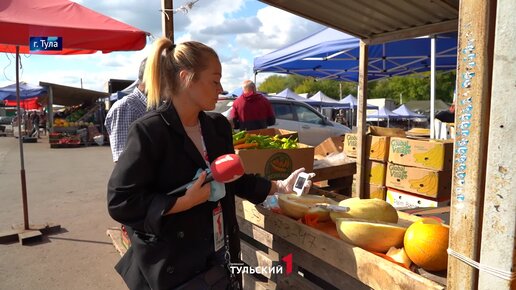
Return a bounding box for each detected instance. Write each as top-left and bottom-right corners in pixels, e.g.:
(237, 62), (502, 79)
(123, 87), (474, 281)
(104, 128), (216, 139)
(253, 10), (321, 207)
(211, 96), (351, 146)
(0, 116), (14, 125)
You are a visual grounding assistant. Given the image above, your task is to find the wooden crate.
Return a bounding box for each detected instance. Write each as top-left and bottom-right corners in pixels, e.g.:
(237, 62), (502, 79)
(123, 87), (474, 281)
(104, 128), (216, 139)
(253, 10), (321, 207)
(236, 197), (446, 290)
(311, 161), (356, 196)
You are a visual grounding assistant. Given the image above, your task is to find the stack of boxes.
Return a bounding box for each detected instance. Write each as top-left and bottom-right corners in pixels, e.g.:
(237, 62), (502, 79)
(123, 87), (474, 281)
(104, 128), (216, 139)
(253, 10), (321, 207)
(344, 133), (390, 199)
(385, 137), (453, 209)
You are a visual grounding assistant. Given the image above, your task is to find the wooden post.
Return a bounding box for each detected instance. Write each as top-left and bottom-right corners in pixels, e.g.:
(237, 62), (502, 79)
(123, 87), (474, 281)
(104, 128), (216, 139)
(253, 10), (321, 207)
(161, 0), (174, 41)
(354, 40), (368, 198)
(48, 85), (54, 131)
(478, 0), (516, 289)
(447, 0), (495, 289)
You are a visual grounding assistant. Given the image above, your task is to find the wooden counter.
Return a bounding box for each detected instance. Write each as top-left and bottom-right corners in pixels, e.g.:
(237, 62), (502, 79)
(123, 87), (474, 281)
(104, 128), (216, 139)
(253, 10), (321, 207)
(236, 197), (445, 290)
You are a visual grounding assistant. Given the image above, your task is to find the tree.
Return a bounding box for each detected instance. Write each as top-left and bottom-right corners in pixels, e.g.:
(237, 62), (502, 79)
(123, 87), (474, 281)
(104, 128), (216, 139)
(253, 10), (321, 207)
(258, 75), (305, 94)
(258, 71), (456, 103)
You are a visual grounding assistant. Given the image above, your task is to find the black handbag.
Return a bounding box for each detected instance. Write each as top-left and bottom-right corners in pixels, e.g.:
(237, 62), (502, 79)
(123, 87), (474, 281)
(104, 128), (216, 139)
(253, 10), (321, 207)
(175, 264), (231, 290)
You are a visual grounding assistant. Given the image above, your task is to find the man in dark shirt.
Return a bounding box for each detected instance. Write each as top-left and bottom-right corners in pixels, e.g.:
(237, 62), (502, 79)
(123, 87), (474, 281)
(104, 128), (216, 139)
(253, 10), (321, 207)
(229, 80), (275, 130)
(435, 103), (455, 123)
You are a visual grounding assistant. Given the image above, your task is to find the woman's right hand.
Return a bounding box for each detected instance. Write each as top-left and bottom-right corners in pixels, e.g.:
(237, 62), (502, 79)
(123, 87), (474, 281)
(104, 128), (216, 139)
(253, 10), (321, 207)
(165, 170), (211, 215)
(184, 170), (211, 208)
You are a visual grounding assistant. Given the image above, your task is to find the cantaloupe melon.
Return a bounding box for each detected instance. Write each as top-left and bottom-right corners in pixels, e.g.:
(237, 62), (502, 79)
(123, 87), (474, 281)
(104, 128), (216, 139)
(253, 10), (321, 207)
(404, 218), (449, 271)
(336, 218), (406, 253)
(278, 194), (336, 221)
(330, 198), (398, 223)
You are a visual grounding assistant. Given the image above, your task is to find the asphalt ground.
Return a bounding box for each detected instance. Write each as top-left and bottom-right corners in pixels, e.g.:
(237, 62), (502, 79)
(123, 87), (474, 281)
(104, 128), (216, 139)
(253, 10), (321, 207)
(0, 135), (127, 290)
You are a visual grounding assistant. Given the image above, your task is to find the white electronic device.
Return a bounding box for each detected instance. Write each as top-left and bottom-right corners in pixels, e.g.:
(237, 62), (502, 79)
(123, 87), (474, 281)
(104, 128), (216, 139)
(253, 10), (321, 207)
(293, 172), (311, 196)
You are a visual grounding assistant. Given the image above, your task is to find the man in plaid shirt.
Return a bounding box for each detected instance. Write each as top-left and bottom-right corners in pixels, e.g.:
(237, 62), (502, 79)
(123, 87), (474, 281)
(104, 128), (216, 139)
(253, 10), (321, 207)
(105, 59), (148, 162)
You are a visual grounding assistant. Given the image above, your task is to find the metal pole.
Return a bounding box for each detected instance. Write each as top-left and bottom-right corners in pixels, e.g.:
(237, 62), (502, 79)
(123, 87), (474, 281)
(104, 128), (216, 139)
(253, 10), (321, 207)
(430, 36), (436, 139)
(478, 0), (515, 288)
(15, 46), (29, 230)
(355, 40), (368, 198)
(162, 0), (174, 41)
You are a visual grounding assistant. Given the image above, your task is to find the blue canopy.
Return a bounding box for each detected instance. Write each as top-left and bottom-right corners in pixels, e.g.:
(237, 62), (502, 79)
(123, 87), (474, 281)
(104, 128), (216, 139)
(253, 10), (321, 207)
(273, 88), (349, 109)
(0, 82), (47, 101)
(367, 107), (401, 120)
(339, 94), (378, 110)
(393, 104), (426, 119)
(254, 28), (457, 82)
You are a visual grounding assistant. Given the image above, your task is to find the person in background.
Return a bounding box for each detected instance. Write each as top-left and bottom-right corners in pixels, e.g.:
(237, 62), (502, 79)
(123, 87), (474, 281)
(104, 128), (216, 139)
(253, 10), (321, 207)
(104, 58), (148, 250)
(31, 112), (40, 138)
(105, 58), (148, 162)
(107, 38), (312, 290)
(229, 80), (275, 131)
(435, 102), (455, 123)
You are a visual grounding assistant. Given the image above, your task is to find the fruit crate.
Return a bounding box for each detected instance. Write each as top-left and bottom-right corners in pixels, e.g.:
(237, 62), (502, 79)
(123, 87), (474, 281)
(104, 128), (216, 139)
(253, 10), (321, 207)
(235, 197), (446, 290)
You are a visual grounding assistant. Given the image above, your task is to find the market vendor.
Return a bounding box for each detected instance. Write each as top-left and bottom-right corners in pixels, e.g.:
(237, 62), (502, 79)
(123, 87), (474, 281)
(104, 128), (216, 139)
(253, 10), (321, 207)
(107, 37), (312, 290)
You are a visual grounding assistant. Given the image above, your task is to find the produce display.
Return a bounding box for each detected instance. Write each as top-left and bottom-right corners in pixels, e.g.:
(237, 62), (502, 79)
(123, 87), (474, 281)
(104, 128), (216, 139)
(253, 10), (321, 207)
(386, 247), (412, 268)
(232, 130), (298, 149)
(404, 218), (449, 271)
(274, 194), (450, 276)
(53, 103), (97, 128)
(329, 197), (398, 223)
(335, 218), (407, 253)
(277, 194), (336, 221)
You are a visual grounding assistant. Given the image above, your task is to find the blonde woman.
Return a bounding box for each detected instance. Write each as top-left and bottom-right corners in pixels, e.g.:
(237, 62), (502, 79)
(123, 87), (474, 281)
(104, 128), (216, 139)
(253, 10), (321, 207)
(107, 38), (311, 290)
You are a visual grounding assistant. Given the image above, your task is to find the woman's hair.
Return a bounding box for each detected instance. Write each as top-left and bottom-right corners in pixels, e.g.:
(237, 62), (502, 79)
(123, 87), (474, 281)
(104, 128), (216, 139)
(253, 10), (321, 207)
(144, 37), (219, 109)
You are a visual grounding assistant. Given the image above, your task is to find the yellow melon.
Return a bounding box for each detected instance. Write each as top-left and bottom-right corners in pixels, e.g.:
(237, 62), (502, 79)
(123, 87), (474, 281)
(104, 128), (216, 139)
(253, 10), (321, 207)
(404, 218), (449, 271)
(330, 198), (398, 223)
(336, 218), (406, 253)
(278, 194), (336, 221)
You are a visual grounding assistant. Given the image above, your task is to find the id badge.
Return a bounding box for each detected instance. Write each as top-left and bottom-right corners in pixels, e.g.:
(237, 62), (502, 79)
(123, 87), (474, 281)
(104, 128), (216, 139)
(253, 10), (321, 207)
(212, 202), (224, 252)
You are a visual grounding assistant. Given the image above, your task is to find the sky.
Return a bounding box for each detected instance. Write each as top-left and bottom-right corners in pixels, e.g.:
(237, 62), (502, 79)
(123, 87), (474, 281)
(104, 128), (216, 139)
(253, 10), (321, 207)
(0, 0), (325, 94)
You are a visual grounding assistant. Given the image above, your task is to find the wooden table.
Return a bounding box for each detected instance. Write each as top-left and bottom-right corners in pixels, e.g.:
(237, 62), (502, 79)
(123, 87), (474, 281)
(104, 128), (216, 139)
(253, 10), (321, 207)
(236, 197), (446, 290)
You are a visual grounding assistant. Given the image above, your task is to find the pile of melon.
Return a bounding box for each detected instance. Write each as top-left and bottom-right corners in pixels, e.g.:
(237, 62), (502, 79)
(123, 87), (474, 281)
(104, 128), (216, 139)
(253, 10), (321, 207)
(278, 195), (449, 272)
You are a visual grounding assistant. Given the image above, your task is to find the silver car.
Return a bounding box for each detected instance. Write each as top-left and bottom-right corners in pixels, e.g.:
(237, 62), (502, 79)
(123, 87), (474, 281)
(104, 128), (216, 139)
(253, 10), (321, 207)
(213, 96), (351, 146)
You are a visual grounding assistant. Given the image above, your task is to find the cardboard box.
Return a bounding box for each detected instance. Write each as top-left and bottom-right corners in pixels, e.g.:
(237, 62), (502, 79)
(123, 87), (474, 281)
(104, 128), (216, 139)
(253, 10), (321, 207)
(386, 188), (451, 210)
(246, 128), (298, 140)
(366, 161), (387, 186)
(343, 133), (390, 162)
(314, 136), (344, 158)
(388, 137), (454, 171)
(385, 163), (451, 198)
(365, 184), (386, 200)
(237, 144), (314, 180)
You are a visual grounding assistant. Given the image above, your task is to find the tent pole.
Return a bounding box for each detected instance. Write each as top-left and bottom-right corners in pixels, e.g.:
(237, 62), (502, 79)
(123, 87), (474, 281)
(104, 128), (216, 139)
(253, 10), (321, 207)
(355, 40), (368, 198)
(430, 35), (436, 138)
(15, 46), (29, 231)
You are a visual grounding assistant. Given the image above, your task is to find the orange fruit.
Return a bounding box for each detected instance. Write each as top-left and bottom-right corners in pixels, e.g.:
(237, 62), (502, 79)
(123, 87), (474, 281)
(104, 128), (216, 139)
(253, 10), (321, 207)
(404, 218), (449, 271)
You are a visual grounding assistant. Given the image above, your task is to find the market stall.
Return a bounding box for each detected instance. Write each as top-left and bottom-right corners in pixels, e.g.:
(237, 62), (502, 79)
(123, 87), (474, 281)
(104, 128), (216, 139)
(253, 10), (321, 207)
(256, 1), (515, 289)
(236, 197), (446, 290)
(39, 82), (109, 148)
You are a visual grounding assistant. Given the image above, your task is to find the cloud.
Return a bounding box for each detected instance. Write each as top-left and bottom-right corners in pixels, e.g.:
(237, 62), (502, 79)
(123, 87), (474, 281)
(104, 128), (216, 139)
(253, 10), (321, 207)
(199, 17), (261, 35)
(236, 6), (324, 53)
(1, 0), (324, 95)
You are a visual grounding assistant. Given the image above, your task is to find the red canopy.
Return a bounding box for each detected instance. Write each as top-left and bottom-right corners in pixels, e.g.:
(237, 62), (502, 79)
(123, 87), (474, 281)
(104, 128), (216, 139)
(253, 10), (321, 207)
(4, 98), (42, 110)
(0, 0), (148, 55)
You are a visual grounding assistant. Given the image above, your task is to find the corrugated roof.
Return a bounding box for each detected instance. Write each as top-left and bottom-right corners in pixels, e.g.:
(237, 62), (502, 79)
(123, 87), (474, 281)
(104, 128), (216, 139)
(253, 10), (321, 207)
(259, 0), (459, 44)
(39, 82), (109, 106)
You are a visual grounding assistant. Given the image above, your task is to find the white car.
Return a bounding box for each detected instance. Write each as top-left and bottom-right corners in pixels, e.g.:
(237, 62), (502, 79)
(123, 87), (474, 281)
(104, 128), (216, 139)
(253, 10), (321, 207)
(213, 96), (351, 146)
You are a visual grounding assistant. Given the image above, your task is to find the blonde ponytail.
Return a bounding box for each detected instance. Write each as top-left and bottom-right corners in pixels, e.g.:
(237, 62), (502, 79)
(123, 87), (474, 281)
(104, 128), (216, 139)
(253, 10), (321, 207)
(144, 38), (172, 110)
(143, 37), (220, 110)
